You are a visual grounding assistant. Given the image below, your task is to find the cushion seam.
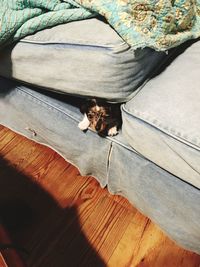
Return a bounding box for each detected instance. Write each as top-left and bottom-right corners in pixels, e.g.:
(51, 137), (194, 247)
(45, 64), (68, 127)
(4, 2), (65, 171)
(122, 105), (200, 150)
(20, 39), (129, 51)
(15, 86), (137, 152)
(16, 86), (80, 123)
(20, 39), (112, 49)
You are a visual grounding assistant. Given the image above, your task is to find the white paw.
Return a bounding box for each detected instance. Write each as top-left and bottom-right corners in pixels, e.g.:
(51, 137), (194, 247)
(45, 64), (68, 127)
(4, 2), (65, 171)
(108, 126), (118, 136)
(78, 114), (90, 130)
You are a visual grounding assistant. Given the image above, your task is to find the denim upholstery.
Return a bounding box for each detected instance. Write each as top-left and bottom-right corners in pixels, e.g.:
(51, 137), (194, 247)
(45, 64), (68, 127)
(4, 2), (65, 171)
(0, 18), (166, 102)
(122, 40), (200, 189)
(0, 77), (200, 254)
(0, 19), (200, 255)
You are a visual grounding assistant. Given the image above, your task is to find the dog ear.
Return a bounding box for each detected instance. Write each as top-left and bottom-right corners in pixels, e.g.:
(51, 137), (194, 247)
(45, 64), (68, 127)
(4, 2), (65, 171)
(88, 99), (97, 107)
(80, 103), (88, 114)
(80, 98), (97, 114)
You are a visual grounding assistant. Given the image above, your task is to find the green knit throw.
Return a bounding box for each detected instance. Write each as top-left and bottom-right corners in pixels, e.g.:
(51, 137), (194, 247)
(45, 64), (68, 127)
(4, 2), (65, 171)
(0, 0), (200, 51)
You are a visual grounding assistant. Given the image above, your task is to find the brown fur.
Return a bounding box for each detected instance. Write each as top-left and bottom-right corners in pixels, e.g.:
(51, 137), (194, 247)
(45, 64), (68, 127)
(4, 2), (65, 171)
(80, 99), (122, 136)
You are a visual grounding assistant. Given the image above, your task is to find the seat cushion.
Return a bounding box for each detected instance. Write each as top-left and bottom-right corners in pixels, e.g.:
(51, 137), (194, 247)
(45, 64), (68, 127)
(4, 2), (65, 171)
(0, 18), (166, 103)
(122, 39), (200, 189)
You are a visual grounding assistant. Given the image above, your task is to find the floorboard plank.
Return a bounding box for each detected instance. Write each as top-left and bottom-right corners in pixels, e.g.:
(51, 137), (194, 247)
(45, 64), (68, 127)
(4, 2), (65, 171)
(0, 126), (200, 267)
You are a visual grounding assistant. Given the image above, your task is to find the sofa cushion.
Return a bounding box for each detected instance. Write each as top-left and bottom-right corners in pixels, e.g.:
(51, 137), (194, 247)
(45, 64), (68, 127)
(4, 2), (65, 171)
(122, 39), (200, 189)
(0, 18), (166, 103)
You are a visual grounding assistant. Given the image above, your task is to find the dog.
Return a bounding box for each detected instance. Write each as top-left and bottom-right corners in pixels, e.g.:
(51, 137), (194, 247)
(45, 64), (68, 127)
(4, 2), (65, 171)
(78, 99), (122, 136)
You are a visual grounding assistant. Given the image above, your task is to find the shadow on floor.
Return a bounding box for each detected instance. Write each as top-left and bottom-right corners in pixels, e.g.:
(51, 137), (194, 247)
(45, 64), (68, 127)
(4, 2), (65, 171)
(0, 157), (106, 267)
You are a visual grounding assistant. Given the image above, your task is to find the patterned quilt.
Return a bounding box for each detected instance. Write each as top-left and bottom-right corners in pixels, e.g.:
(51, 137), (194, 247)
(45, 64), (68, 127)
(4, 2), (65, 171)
(0, 0), (200, 51)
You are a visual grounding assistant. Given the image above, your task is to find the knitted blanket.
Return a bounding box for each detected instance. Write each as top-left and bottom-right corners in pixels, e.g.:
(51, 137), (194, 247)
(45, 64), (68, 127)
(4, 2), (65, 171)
(0, 0), (200, 51)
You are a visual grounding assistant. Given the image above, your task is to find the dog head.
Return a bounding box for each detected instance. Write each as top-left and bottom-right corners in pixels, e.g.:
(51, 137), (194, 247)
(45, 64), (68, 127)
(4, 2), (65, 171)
(80, 99), (121, 135)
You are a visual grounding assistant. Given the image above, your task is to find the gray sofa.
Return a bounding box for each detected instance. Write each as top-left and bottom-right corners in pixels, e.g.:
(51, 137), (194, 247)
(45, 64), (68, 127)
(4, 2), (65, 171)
(0, 18), (200, 254)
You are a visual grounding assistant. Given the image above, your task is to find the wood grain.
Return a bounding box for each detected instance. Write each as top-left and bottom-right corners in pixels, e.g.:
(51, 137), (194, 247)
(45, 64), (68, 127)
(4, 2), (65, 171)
(0, 253), (8, 267)
(0, 126), (199, 267)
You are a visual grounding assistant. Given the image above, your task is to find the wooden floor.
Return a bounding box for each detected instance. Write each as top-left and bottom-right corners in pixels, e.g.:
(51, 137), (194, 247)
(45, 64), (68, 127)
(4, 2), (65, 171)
(0, 125), (199, 267)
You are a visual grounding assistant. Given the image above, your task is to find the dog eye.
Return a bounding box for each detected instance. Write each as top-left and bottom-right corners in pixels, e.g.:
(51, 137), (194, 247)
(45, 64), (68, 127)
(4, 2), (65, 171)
(101, 113), (109, 117)
(87, 112), (94, 118)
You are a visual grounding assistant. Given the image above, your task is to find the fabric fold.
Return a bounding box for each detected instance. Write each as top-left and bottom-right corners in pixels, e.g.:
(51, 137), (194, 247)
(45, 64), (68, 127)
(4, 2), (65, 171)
(0, 0), (200, 51)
